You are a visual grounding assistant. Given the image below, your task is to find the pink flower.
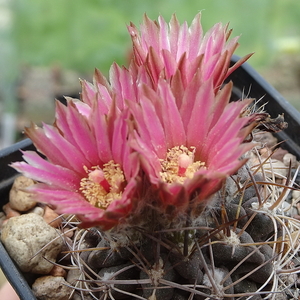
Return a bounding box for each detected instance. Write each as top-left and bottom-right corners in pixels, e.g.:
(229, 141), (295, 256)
(129, 77), (254, 212)
(11, 100), (140, 229)
(80, 63), (143, 113)
(128, 14), (252, 90)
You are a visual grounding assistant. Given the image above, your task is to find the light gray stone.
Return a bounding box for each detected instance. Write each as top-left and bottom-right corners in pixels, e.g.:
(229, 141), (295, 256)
(32, 276), (73, 300)
(1, 213), (63, 274)
(66, 268), (81, 286)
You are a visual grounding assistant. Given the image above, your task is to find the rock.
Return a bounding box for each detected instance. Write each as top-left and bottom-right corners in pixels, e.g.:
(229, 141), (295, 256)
(2, 203), (20, 219)
(28, 205), (45, 216)
(254, 132), (277, 148)
(9, 175), (36, 212)
(66, 268), (81, 286)
(263, 159), (288, 178)
(43, 206), (62, 228)
(283, 153), (297, 167)
(1, 213), (63, 274)
(0, 212), (6, 228)
(49, 265), (67, 278)
(32, 276), (72, 300)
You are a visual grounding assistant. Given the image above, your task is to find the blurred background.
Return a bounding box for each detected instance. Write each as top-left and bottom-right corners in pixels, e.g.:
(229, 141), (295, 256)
(1, 0), (300, 149)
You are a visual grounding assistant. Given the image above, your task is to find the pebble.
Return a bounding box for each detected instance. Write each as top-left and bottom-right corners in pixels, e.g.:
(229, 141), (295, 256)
(0, 212), (6, 228)
(49, 265), (67, 278)
(32, 276), (73, 300)
(263, 159), (288, 178)
(43, 206), (62, 228)
(9, 175), (36, 212)
(66, 268), (81, 286)
(283, 153), (298, 167)
(1, 213), (63, 274)
(28, 205), (45, 216)
(254, 132), (278, 148)
(2, 203), (21, 219)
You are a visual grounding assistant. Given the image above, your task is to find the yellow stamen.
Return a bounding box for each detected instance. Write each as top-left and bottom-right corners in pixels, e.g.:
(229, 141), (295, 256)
(160, 145), (205, 184)
(79, 161), (125, 209)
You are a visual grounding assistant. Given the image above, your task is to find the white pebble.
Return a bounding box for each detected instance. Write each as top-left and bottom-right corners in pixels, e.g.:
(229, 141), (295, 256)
(32, 276), (72, 300)
(1, 213), (63, 274)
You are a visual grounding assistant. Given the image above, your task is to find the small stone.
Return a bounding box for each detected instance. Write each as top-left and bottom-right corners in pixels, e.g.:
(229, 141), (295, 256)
(254, 132), (277, 148)
(270, 147), (289, 162)
(1, 213), (63, 274)
(0, 212), (6, 228)
(71, 293), (94, 300)
(32, 276), (73, 300)
(49, 265), (67, 278)
(2, 203), (21, 219)
(9, 175), (36, 212)
(263, 159), (288, 178)
(62, 227), (75, 238)
(293, 190), (300, 203)
(28, 205), (45, 216)
(43, 206), (62, 228)
(283, 153), (297, 167)
(66, 268), (81, 286)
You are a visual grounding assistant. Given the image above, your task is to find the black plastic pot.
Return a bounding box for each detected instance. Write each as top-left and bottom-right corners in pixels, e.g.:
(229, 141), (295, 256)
(1, 57), (300, 299)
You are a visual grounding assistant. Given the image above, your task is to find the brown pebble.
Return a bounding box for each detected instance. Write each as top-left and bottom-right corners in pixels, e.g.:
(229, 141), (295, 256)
(283, 153), (298, 167)
(271, 147), (289, 162)
(2, 203), (21, 219)
(62, 227), (75, 238)
(43, 206), (62, 228)
(9, 175), (36, 212)
(49, 265), (67, 278)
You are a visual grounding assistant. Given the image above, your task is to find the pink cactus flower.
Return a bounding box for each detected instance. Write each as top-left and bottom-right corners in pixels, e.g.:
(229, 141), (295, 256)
(11, 100), (140, 229)
(129, 77), (255, 212)
(128, 14), (252, 90)
(11, 13), (258, 227)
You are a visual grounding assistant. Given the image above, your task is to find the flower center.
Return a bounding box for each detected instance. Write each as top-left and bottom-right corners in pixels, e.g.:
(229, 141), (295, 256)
(159, 146), (205, 184)
(79, 161), (125, 209)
